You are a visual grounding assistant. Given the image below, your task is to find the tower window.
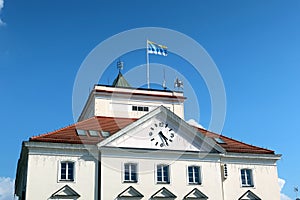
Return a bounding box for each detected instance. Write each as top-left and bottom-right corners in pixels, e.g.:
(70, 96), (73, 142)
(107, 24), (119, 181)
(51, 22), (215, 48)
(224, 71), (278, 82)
(138, 106), (143, 111)
(132, 106), (137, 111)
(132, 105), (149, 112)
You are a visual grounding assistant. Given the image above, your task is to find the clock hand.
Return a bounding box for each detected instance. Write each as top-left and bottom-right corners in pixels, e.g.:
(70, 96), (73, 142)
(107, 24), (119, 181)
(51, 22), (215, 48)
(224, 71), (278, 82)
(164, 137), (169, 146)
(158, 131), (165, 144)
(158, 131), (169, 146)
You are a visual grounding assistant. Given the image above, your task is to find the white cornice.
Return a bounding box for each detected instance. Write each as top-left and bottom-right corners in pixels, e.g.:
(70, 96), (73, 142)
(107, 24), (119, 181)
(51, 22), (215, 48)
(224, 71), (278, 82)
(99, 146), (280, 166)
(100, 146), (221, 162)
(222, 152), (281, 160)
(24, 141), (95, 150)
(24, 141), (98, 157)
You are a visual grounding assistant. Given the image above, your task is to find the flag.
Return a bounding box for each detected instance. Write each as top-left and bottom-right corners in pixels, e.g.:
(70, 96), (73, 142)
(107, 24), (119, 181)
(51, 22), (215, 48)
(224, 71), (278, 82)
(147, 40), (168, 56)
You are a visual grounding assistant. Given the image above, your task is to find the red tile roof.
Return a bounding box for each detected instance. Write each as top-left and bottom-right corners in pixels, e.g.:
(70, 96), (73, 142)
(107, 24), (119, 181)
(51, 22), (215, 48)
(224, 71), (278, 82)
(30, 116), (136, 145)
(30, 117), (274, 154)
(196, 128), (274, 154)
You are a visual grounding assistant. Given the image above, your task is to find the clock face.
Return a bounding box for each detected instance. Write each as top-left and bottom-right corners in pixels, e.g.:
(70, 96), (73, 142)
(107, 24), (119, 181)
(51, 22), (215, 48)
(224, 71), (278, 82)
(149, 121), (175, 148)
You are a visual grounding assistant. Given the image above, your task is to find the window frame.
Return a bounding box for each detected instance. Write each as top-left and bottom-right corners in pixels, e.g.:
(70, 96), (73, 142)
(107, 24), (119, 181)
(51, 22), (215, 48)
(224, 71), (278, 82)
(123, 163), (138, 183)
(240, 168), (254, 187)
(59, 161), (75, 182)
(187, 165), (202, 185)
(156, 164), (170, 184)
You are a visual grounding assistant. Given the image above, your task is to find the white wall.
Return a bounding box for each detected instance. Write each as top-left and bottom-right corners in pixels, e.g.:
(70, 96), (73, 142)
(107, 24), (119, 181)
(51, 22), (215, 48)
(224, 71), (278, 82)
(94, 98), (184, 119)
(20, 144), (280, 200)
(25, 147), (98, 200)
(222, 161), (280, 200)
(100, 156), (223, 200)
(100, 149), (280, 200)
(79, 86), (185, 121)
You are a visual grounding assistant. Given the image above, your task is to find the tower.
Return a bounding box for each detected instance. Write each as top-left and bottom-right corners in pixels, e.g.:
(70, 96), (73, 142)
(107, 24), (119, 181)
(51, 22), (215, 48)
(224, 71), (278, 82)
(78, 61), (186, 121)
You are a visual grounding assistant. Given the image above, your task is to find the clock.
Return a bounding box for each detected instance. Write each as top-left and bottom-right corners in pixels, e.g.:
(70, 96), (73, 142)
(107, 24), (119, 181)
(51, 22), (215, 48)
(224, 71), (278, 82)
(149, 121), (175, 148)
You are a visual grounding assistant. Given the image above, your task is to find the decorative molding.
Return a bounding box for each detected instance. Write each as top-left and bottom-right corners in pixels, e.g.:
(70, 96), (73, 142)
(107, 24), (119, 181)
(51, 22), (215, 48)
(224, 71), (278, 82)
(151, 187), (177, 199)
(50, 185), (80, 198)
(183, 188), (208, 199)
(238, 190), (261, 200)
(117, 186), (144, 198)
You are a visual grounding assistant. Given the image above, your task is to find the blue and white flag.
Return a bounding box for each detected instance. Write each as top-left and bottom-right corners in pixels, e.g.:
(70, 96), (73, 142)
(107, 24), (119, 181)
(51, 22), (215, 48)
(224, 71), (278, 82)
(147, 40), (168, 56)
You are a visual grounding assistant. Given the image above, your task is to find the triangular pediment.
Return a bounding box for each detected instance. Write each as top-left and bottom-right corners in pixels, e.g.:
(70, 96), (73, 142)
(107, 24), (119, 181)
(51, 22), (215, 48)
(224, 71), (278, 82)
(238, 190), (261, 200)
(98, 106), (224, 153)
(184, 188), (208, 199)
(117, 186), (144, 198)
(151, 187), (176, 199)
(51, 185), (80, 198)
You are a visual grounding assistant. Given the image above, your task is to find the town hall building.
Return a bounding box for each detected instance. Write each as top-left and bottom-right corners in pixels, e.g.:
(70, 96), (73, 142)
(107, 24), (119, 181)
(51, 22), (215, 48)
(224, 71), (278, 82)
(15, 69), (281, 200)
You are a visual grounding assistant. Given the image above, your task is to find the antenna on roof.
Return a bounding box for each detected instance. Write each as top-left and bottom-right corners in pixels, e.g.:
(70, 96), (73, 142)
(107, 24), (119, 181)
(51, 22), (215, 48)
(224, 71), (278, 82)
(117, 59), (124, 73)
(295, 186), (299, 199)
(162, 68), (167, 90)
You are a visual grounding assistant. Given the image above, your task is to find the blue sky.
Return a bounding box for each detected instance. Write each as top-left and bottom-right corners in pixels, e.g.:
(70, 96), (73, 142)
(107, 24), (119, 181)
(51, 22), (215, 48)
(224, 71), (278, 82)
(1, 1), (300, 199)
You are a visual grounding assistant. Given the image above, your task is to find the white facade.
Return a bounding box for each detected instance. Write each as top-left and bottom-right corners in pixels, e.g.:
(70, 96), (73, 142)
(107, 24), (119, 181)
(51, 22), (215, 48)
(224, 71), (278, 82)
(15, 84), (281, 200)
(100, 148), (280, 200)
(21, 143), (98, 200)
(78, 85), (185, 120)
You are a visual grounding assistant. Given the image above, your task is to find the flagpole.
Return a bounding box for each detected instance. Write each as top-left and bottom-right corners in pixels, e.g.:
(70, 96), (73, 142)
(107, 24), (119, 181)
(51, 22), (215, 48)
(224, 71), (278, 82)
(146, 39), (150, 89)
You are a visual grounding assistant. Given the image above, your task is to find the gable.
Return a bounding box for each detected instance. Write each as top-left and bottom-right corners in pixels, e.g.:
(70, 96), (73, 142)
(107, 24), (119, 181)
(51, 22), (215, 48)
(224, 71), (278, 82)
(50, 185), (80, 199)
(98, 106), (224, 153)
(238, 190), (261, 200)
(183, 188), (208, 199)
(117, 186), (144, 199)
(151, 187), (176, 199)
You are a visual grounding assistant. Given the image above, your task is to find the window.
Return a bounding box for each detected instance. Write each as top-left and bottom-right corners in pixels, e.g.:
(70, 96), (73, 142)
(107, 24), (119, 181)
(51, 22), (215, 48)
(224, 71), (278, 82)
(138, 106), (143, 111)
(132, 106), (137, 111)
(188, 166), (201, 184)
(157, 164), (170, 184)
(101, 131), (110, 137)
(76, 129), (87, 136)
(124, 163), (137, 182)
(60, 161), (74, 181)
(241, 169), (253, 187)
(88, 130), (99, 137)
(214, 137), (226, 144)
(132, 105), (149, 112)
